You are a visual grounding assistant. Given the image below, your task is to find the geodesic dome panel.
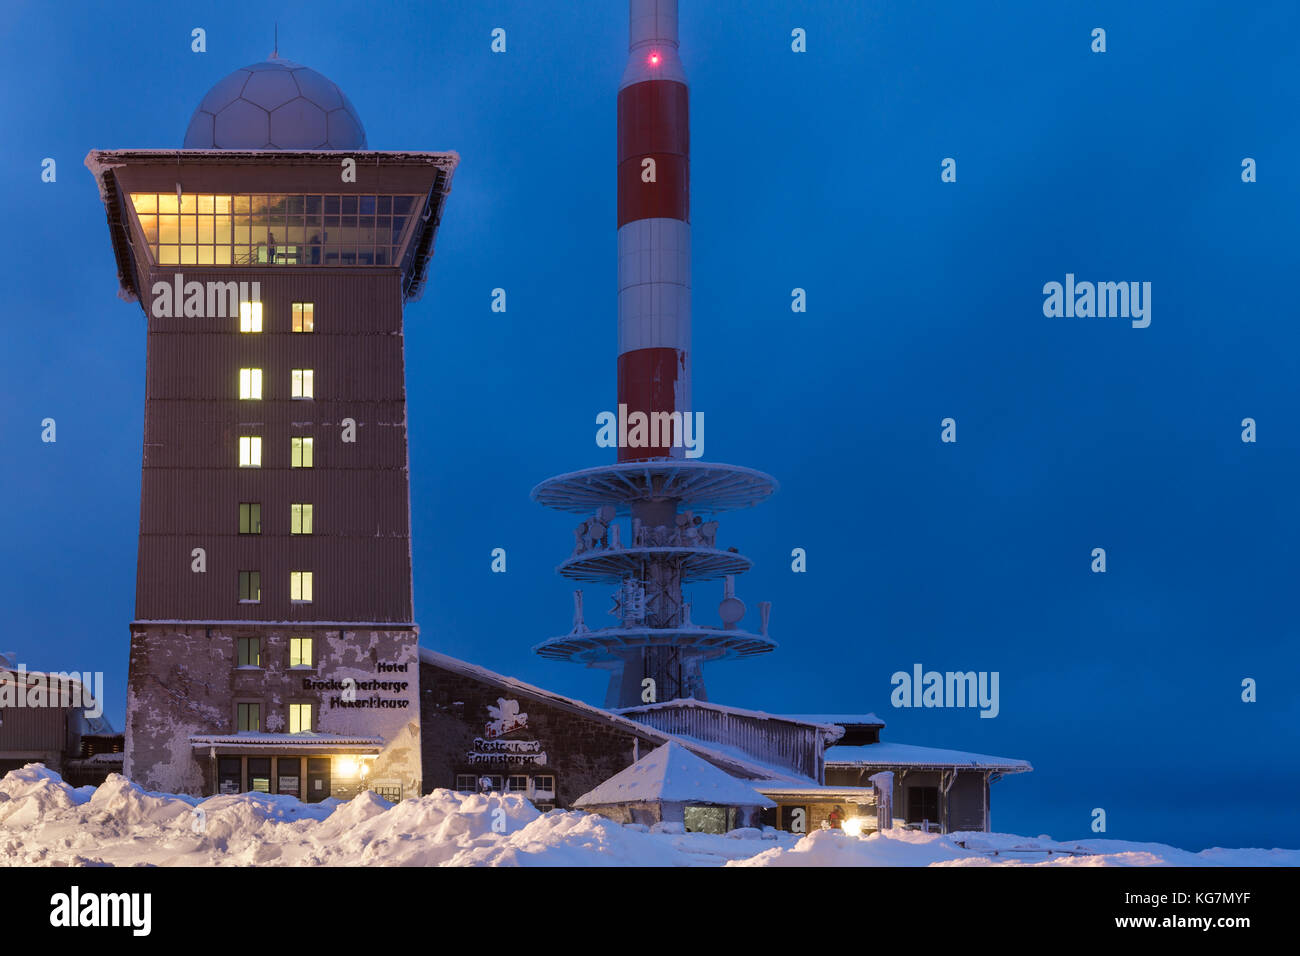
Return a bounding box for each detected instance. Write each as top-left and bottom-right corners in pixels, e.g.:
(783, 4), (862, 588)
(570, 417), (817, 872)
(182, 57), (367, 149)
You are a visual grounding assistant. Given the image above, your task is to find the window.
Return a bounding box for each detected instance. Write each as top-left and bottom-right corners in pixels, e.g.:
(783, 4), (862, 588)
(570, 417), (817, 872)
(239, 502), (261, 534)
(507, 775), (528, 793)
(455, 774), (477, 793)
(236, 636), (261, 668)
(290, 503), (313, 535)
(291, 437), (313, 468)
(291, 369), (314, 399)
(238, 571), (261, 603)
(906, 787), (940, 826)
(239, 436), (262, 467)
(238, 367), (263, 400)
(129, 194), (421, 269)
(532, 774), (556, 796)
(476, 775), (503, 793)
(684, 805), (733, 835)
(288, 703), (313, 734)
(237, 702), (261, 732)
(239, 300), (262, 332)
(289, 636), (313, 668)
(290, 571), (313, 603)
(372, 785), (402, 803)
(292, 302), (314, 332)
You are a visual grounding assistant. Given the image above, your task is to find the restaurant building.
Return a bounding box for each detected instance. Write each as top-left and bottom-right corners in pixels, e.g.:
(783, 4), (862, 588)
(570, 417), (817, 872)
(86, 54), (457, 801)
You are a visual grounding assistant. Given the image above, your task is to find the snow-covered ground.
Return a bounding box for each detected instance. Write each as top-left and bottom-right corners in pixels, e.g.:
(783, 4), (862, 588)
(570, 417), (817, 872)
(1, 766), (1294, 867)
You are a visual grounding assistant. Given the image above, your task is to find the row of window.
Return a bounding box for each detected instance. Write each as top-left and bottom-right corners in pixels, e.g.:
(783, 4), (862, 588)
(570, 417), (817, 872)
(235, 635), (313, 669)
(238, 368), (314, 400)
(238, 570), (313, 603)
(238, 503), (313, 535)
(238, 436), (313, 468)
(455, 774), (556, 799)
(236, 700), (313, 734)
(130, 192), (420, 267)
(238, 301), (314, 333)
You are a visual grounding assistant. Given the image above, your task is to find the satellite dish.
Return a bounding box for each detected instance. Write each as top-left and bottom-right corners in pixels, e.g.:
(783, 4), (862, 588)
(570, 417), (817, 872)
(718, 596), (745, 625)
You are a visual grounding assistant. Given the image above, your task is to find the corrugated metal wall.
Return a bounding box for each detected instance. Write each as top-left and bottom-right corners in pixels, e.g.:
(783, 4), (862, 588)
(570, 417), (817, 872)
(0, 701), (66, 750)
(627, 708), (823, 779)
(134, 268), (415, 624)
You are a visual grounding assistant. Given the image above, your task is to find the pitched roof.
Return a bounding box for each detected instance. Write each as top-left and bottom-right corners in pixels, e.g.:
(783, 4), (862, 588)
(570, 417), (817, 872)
(574, 742), (776, 808)
(418, 649), (809, 784)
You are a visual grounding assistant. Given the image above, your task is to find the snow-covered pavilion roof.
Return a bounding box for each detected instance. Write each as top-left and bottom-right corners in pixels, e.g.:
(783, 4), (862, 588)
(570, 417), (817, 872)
(574, 742), (776, 809)
(826, 742), (1032, 773)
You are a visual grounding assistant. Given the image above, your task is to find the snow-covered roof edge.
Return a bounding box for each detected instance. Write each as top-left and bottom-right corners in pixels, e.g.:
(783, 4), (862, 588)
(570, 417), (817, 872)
(615, 697), (850, 733)
(826, 742), (1033, 773)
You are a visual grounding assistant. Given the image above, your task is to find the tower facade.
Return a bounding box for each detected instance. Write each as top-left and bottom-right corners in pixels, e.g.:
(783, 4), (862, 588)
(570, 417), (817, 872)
(87, 56), (457, 799)
(533, 1), (777, 708)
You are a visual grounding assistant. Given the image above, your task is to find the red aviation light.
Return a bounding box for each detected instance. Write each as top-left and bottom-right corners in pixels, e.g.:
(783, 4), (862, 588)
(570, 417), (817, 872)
(648, 50), (661, 66)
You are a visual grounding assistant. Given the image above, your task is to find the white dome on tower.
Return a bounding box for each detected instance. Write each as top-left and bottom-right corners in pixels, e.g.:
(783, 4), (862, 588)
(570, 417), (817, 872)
(182, 56), (367, 150)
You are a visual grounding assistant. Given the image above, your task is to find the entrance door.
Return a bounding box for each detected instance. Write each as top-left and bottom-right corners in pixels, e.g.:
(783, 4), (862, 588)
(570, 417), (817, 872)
(306, 758), (331, 802)
(217, 757), (242, 795)
(276, 757), (301, 798)
(780, 804), (810, 834)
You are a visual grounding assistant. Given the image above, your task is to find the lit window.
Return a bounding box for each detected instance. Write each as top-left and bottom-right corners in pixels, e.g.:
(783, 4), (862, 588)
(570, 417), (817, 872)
(290, 571), (313, 603)
(290, 503), (313, 534)
(289, 637), (313, 668)
(291, 369), (314, 399)
(237, 636), (261, 668)
(292, 302), (314, 332)
(239, 300), (263, 333)
(239, 503), (261, 534)
(239, 367), (263, 400)
(289, 703), (313, 734)
(238, 571), (261, 603)
(237, 702), (261, 733)
(291, 437), (314, 468)
(239, 436), (262, 467)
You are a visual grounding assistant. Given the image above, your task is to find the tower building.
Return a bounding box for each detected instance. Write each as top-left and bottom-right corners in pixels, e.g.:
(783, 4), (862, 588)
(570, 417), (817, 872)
(532, 0), (778, 708)
(86, 55), (457, 799)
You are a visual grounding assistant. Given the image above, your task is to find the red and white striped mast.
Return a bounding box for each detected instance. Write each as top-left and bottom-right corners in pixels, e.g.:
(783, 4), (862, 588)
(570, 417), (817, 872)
(617, 0), (691, 462)
(533, 0), (778, 709)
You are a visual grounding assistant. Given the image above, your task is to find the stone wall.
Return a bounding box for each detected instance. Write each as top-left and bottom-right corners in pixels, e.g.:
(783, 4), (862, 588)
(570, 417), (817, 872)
(125, 623), (420, 796)
(419, 660), (662, 807)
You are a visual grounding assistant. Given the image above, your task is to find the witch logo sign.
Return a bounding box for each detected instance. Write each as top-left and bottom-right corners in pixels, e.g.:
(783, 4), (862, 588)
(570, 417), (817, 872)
(485, 698), (528, 739)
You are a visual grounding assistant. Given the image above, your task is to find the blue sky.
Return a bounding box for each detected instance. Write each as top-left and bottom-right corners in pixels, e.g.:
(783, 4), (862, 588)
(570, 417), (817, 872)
(2, 0), (1297, 850)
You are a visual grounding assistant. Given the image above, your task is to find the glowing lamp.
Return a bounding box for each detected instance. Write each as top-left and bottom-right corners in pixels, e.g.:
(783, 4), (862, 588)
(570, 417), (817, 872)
(648, 51), (660, 66)
(842, 816), (866, 837)
(336, 756), (359, 778)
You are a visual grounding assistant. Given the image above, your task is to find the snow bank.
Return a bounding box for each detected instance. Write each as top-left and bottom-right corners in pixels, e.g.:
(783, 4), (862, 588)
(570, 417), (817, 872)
(1, 766), (1294, 867)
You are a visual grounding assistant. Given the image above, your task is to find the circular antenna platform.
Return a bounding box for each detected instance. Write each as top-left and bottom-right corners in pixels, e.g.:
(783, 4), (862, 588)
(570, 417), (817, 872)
(532, 460), (778, 515)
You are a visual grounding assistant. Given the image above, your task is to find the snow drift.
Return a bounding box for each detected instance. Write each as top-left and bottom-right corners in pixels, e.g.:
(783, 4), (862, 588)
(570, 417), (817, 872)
(1, 766), (1294, 867)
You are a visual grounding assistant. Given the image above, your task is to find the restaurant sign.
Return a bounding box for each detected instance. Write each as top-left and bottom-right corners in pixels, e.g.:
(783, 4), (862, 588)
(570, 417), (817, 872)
(467, 698), (548, 766)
